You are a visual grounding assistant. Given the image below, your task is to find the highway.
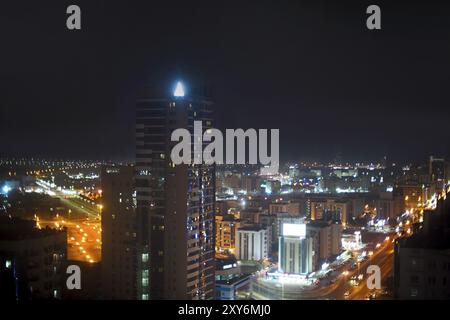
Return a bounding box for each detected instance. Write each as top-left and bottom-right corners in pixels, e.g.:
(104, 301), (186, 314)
(35, 179), (102, 263)
(326, 237), (394, 300)
(37, 213), (101, 263)
(35, 178), (101, 219)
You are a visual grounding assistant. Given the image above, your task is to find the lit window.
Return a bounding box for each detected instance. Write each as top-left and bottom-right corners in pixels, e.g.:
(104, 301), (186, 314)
(5, 260), (12, 269)
(142, 253), (149, 263)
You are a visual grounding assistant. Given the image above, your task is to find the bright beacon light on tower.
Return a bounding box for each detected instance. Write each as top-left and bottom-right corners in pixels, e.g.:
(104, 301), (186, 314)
(174, 81), (185, 97)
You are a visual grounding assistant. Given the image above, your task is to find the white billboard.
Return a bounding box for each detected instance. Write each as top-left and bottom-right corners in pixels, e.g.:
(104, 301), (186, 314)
(282, 223), (306, 238)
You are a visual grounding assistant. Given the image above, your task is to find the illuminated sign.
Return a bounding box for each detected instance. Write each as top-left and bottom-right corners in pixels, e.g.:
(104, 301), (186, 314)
(282, 223), (306, 238)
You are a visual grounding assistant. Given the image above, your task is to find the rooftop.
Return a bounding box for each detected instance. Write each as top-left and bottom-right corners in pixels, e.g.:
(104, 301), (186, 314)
(0, 216), (65, 241)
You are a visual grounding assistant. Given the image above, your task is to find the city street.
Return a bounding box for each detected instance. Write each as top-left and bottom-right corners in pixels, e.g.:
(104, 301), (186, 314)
(326, 237), (394, 300)
(38, 215), (101, 263)
(34, 178), (102, 263)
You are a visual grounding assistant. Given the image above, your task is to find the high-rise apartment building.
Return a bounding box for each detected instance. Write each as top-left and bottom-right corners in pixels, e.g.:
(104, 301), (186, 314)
(135, 82), (215, 300)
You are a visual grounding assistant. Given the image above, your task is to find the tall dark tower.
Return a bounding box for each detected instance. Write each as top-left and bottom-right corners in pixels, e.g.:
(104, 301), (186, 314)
(135, 81), (215, 300)
(101, 165), (137, 299)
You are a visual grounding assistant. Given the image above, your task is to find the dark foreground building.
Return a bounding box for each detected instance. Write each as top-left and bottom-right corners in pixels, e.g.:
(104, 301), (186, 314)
(135, 82), (216, 299)
(0, 217), (66, 300)
(63, 260), (101, 300)
(101, 165), (137, 299)
(394, 189), (450, 299)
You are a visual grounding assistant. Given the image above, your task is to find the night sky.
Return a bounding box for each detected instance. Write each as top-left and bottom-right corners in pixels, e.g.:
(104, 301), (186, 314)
(1, 0), (450, 163)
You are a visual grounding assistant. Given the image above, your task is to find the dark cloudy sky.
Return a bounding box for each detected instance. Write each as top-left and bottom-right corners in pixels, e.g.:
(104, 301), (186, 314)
(1, 0), (450, 163)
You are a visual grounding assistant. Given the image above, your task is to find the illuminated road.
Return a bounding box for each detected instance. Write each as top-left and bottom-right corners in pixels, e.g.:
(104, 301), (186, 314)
(326, 239), (394, 300)
(34, 179), (102, 263)
(349, 247), (393, 300)
(38, 216), (101, 263)
(35, 178), (101, 219)
(59, 195), (100, 220)
(67, 219), (101, 263)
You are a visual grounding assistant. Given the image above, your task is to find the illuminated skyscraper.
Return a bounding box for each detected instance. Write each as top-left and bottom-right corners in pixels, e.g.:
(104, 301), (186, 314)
(135, 82), (215, 300)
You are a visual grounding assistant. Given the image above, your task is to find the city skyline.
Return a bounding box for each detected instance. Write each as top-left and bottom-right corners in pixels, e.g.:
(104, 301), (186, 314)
(1, 142), (450, 300)
(2, 0), (450, 305)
